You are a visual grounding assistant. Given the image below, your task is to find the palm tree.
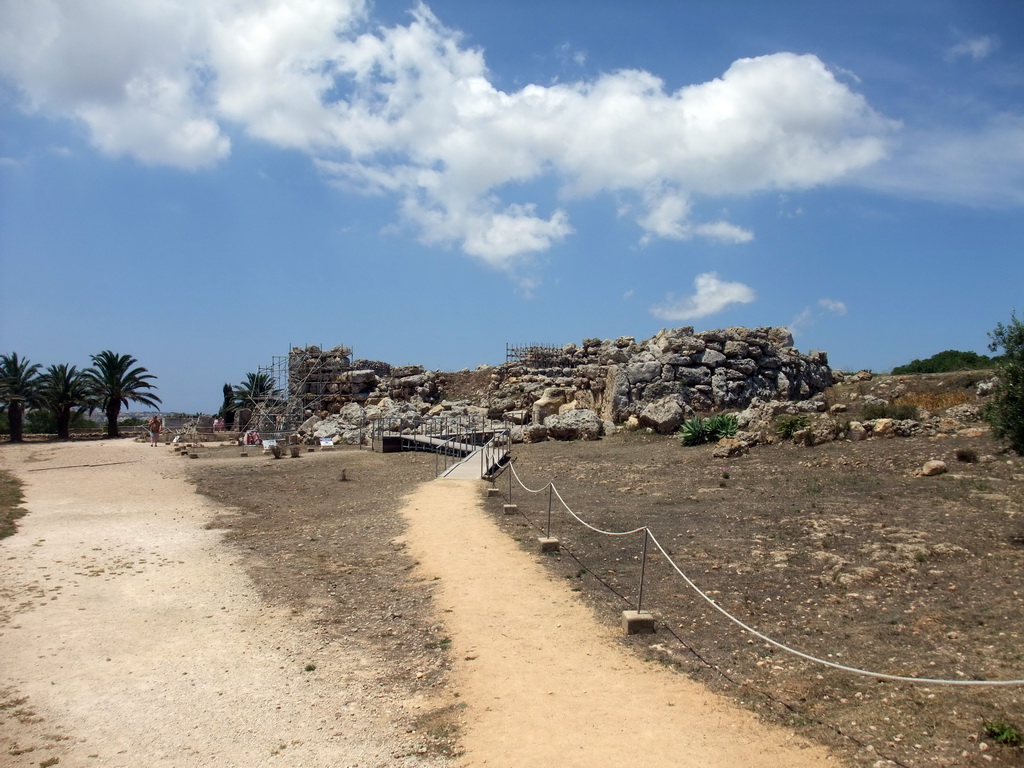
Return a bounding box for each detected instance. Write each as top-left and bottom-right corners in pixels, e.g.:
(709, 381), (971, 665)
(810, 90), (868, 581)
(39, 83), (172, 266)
(39, 363), (91, 440)
(84, 351), (162, 438)
(0, 352), (42, 443)
(233, 371), (279, 410)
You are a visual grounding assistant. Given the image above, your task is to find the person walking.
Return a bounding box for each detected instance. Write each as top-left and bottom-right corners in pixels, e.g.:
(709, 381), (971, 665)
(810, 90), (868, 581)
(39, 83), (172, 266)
(147, 414), (162, 446)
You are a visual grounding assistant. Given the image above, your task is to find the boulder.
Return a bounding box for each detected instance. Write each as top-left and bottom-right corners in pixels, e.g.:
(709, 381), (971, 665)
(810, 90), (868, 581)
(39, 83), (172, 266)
(544, 409), (604, 441)
(638, 396), (688, 435)
(920, 460), (948, 477)
(713, 438), (749, 458)
(522, 424), (549, 443)
(871, 418), (895, 438)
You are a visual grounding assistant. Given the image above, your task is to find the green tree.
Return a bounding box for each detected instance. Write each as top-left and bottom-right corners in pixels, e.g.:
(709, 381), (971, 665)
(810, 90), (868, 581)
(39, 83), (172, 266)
(219, 382), (236, 430)
(985, 312), (1024, 455)
(0, 352), (42, 443)
(84, 351), (162, 439)
(892, 349), (996, 375)
(39, 364), (91, 440)
(233, 371), (278, 411)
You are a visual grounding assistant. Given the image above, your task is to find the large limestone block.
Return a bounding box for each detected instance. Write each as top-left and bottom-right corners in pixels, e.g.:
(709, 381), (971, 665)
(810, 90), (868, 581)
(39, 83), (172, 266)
(638, 396), (688, 435)
(544, 409), (604, 441)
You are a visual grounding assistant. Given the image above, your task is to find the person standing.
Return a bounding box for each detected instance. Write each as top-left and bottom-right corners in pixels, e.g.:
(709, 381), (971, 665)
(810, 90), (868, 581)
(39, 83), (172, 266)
(147, 414), (162, 446)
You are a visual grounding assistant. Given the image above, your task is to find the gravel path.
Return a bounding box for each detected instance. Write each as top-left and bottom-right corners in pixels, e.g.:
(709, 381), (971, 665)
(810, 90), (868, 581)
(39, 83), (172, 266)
(0, 440), (437, 768)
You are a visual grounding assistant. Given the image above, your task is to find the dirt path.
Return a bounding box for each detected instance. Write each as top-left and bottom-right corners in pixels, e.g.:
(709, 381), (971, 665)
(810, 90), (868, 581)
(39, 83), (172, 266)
(1, 441), (841, 766)
(399, 478), (839, 767)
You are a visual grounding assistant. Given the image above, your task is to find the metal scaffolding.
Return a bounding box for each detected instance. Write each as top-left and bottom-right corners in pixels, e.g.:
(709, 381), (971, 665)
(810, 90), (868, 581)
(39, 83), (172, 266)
(505, 342), (567, 369)
(245, 344), (353, 439)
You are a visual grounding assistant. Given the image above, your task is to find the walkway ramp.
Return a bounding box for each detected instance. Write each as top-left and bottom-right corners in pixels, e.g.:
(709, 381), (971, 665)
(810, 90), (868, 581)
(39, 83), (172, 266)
(438, 441), (509, 480)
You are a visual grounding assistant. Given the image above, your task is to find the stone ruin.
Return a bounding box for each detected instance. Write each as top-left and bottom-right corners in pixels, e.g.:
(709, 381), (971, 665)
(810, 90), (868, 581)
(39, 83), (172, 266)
(292, 326), (836, 445)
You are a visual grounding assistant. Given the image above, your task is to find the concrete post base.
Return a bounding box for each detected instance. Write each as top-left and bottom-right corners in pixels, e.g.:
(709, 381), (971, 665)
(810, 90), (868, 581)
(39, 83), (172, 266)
(621, 610), (655, 635)
(538, 537), (560, 552)
(239, 451), (248, 457)
(503, 504), (518, 515)
(487, 488), (501, 497)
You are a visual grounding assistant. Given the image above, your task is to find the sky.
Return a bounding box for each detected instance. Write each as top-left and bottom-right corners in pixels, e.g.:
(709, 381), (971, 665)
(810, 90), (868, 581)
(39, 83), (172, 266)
(1, 0), (1022, 414)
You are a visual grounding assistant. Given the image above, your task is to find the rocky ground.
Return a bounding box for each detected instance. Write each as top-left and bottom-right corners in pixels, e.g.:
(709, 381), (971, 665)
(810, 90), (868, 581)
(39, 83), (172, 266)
(190, 371), (1024, 767)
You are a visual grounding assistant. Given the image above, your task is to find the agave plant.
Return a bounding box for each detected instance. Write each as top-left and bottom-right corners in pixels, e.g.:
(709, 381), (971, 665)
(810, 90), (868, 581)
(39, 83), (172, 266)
(678, 416), (711, 446)
(708, 413), (739, 440)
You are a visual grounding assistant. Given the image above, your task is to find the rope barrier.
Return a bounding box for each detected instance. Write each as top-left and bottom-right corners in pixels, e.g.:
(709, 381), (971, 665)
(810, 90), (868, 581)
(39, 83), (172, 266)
(504, 459), (1024, 687)
(511, 463), (646, 537)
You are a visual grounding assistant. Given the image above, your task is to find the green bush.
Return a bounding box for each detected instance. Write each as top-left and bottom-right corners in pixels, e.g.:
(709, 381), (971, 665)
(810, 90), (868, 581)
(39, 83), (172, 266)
(985, 312), (1024, 455)
(678, 414), (738, 446)
(776, 414), (810, 440)
(984, 718), (1022, 746)
(707, 413), (738, 439)
(892, 349), (996, 375)
(860, 403), (919, 421)
(24, 409), (96, 434)
(679, 416), (711, 446)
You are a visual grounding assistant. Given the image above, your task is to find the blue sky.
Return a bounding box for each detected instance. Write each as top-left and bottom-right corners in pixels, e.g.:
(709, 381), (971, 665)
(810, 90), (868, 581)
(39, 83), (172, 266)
(1, 0), (1022, 413)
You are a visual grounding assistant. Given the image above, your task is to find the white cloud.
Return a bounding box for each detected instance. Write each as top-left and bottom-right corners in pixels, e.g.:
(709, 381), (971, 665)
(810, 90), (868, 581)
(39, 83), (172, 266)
(0, 0), (896, 266)
(788, 307), (814, 337)
(818, 298), (847, 315)
(790, 297), (848, 335)
(946, 35), (999, 62)
(650, 272), (756, 321)
(855, 114), (1024, 207)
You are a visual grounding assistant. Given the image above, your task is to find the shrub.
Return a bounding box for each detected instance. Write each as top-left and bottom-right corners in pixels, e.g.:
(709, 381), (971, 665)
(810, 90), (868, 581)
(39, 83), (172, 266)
(984, 718), (1022, 746)
(955, 448), (979, 463)
(707, 413), (738, 440)
(679, 416), (711, 446)
(984, 312), (1024, 455)
(861, 403), (919, 421)
(894, 391), (970, 412)
(892, 349), (996, 375)
(678, 414), (738, 446)
(776, 414), (810, 440)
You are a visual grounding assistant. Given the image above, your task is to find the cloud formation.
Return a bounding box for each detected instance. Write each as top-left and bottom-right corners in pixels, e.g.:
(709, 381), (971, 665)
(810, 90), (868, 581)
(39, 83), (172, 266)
(789, 296), (848, 336)
(856, 114), (1024, 208)
(650, 272), (756, 321)
(0, 0), (895, 267)
(946, 35), (999, 61)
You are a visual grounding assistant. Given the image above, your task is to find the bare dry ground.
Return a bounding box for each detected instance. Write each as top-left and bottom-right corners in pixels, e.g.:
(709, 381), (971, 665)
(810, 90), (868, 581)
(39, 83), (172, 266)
(504, 429), (1024, 767)
(190, 373), (1024, 768)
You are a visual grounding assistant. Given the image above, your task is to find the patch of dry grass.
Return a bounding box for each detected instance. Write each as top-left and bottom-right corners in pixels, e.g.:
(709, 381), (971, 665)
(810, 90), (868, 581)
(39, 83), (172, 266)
(0, 469), (26, 539)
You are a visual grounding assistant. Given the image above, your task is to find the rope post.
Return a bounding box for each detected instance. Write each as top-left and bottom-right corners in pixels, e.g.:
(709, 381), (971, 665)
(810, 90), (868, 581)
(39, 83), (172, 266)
(637, 527), (649, 613)
(538, 481), (560, 552)
(502, 461), (518, 516)
(622, 527), (655, 635)
(546, 484), (553, 537)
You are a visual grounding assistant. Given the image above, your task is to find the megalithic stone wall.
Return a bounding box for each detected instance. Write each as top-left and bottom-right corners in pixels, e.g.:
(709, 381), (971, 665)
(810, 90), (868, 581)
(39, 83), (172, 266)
(486, 326), (833, 433)
(286, 326), (833, 438)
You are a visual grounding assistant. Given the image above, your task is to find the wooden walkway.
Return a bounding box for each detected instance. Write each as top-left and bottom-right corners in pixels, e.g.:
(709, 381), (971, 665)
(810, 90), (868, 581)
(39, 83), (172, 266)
(374, 431), (508, 480)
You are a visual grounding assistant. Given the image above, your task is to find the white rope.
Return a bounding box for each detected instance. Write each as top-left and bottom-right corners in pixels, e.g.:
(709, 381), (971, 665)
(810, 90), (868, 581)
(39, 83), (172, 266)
(508, 462), (549, 494)
(510, 463), (645, 536)
(550, 484), (646, 537)
(508, 461), (1024, 687)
